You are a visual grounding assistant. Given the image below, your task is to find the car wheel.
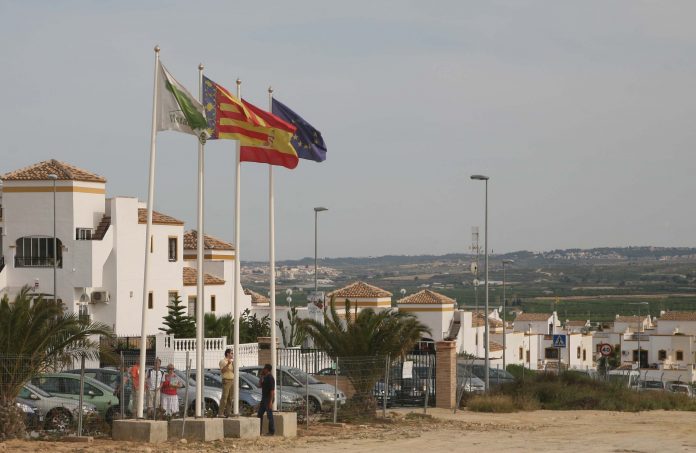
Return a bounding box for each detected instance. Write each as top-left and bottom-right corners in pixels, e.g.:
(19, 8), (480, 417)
(203, 399), (218, 417)
(308, 397), (321, 414)
(45, 408), (72, 431)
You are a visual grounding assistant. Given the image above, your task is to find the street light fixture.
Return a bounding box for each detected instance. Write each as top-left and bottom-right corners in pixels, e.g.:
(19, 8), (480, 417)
(313, 207), (328, 295)
(501, 259), (514, 372)
(470, 174), (490, 391)
(47, 174), (58, 303)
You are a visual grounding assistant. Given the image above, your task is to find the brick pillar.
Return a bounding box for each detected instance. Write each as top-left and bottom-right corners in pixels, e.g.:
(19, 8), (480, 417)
(435, 341), (456, 409)
(257, 337), (278, 366)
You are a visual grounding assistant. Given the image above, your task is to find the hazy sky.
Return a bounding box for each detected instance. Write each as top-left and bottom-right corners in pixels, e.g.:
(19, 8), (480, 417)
(2, 1), (695, 260)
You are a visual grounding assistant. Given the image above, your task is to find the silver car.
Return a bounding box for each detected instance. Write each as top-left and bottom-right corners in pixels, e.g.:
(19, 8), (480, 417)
(241, 365), (346, 413)
(18, 383), (98, 429)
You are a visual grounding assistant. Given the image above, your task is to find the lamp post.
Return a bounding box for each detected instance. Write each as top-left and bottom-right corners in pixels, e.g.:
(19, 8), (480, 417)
(470, 174), (489, 391)
(314, 207), (328, 294)
(48, 174), (58, 303)
(501, 259), (514, 372)
(286, 288), (293, 308)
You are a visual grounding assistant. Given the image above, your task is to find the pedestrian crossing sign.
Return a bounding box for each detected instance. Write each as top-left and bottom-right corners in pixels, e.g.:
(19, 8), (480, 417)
(552, 334), (567, 348)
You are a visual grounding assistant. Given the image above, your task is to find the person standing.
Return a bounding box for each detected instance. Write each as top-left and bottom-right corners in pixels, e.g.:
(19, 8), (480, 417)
(161, 364), (182, 417)
(129, 362), (140, 414)
(257, 364), (275, 436)
(114, 366), (131, 416)
(146, 358), (165, 417)
(218, 348), (235, 417)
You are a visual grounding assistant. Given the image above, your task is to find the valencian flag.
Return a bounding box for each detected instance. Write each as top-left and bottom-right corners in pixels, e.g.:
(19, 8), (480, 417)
(272, 98), (327, 162)
(203, 76), (299, 169)
(156, 61), (208, 138)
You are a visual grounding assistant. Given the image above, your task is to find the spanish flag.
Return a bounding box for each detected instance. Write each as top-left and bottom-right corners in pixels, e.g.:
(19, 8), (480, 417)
(203, 76), (299, 169)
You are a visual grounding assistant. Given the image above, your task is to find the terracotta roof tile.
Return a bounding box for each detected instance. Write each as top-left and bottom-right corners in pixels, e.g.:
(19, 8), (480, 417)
(2, 159), (106, 183)
(515, 313), (552, 322)
(565, 320), (589, 327)
(397, 289), (455, 305)
(489, 341), (504, 352)
(658, 312), (696, 321)
(472, 311), (503, 327)
(138, 208), (184, 225)
(244, 288), (270, 305)
(183, 267), (225, 286)
(327, 281), (392, 299)
(184, 230), (234, 251)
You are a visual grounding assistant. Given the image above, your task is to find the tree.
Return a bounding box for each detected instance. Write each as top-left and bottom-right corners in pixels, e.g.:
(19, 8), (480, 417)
(0, 287), (114, 438)
(300, 297), (430, 404)
(277, 306), (307, 347)
(204, 309), (271, 344)
(160, 295), (195, 338)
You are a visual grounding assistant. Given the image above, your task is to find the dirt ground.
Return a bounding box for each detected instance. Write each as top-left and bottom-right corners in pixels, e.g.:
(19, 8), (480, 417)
(3, 408), (696, 453)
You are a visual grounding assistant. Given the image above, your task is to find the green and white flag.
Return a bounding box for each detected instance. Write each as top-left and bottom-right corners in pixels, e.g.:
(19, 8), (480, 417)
(156, 61), (209, 138)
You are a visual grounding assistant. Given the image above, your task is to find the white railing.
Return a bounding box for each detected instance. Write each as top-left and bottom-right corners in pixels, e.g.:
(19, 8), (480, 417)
(156, 333), (258, 369)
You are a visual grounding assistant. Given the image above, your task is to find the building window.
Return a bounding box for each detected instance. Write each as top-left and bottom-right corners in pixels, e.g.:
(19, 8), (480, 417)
(168, 291), (178, 307)
(548, 323), (553, 335)
(148, 292), (153, 309)
(582, 349), (586, 361)
(658, 350), (667, 361)
(210, 295), (216, 312)
(168, 237), (177, 262)
(676, 350), (684, 361)
(545, 347), (559, 360)
(76, 228), (94, 240)
(526, 350), (530, 363)
(519, 347), (523, 360)
(15, 236), (62, 268)
(188, 296), (196, 317)
(577, 346), (581, 359)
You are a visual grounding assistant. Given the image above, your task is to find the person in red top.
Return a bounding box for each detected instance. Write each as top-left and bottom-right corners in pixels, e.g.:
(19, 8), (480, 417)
(160, 364), (182, 416)
(129, 363), (140, 414)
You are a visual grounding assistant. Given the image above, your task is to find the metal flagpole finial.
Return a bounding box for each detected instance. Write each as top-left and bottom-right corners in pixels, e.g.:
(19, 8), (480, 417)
(154, 45), (160, 53)
(198, 63), (204, 70)
(236, 78), (242, 86)
(268, 86), (273, 94)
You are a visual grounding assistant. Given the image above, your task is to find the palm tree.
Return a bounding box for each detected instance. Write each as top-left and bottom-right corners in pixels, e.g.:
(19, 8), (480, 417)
(0, 287), (114, 437)
(300, 298), (430, 399)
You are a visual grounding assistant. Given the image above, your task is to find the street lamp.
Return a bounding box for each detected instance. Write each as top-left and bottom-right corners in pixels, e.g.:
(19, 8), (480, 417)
(286, 288), (293, 307)
(470, 174), (490, 391)
(314, 207), (328, 294)
(502, 259), (514, 372)
(47, 174), (58, 303)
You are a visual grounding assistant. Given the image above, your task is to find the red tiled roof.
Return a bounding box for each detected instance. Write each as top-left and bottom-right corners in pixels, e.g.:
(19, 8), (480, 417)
(183, 267), (225, 286)
(138, 208), (184, 226)
(565, 320), (589, 327)
(2, 159), (106, 183)
(489, 341), (504, 352)
(327, 281), (392, 299)
(615, 316), (646, 323)
(244, 288), (269, 305)
(184, 230), (234, 251)
(658, 312), (696, 321)
(472, 311), (503, 327)
(397, 289), (455, 305)
(515, 313), (552, 322)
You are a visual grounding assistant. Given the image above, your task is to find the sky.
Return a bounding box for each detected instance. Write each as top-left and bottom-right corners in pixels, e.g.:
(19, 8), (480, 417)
(1, 1), (695, 261)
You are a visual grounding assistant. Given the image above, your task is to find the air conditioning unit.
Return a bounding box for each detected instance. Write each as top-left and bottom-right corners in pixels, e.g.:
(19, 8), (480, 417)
(91, 291), (110, 304)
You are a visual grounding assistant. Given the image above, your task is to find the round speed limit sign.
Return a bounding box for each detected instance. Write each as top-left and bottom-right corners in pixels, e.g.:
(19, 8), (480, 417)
(599, 343), (613, 357)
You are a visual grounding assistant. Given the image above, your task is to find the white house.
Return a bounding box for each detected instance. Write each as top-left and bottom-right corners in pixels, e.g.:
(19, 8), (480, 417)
(513, 312), (560, 335)
(397, 289), (455, 342)
(0, 159), (248, 335)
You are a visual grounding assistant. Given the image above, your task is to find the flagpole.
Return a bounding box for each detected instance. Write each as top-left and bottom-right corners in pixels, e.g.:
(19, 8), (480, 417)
(268, 86), (278, 411)
(232, 78), (242, 416)
(137, 44), (160, 419)
(195, 63), (206, 418)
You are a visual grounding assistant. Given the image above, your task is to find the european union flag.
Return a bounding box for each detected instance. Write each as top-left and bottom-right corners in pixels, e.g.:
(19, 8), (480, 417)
(272, 98), (327, 162)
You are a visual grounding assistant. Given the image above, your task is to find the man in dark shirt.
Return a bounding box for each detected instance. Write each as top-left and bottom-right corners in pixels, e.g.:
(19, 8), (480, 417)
(257, 363), (275, 435)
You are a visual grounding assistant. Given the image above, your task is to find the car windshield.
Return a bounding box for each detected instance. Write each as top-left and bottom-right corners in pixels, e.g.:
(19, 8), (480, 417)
(25, 384), (52, 398)
(240, 373), (261, 388)
(642, 381), (663, 389)
(285, 368), (321, 385)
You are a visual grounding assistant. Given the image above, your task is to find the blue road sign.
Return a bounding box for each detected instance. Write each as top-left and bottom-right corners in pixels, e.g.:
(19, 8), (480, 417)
(552, 334), (567, 348)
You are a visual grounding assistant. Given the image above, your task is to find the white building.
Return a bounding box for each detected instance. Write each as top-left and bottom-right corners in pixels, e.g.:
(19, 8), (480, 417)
(0, 160), (249, 335)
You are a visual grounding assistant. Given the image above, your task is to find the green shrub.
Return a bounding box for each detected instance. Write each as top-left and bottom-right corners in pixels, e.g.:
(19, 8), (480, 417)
(467, 395), (517, 413)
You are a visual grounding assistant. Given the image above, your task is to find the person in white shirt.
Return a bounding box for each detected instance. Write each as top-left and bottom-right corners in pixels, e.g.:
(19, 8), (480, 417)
(146, 358), (165, 417)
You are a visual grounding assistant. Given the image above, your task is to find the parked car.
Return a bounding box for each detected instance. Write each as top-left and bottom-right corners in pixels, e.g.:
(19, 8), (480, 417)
(456, 364), (486, 394)
(15, 398), (41, 429)
(668, 383), (695, 397)
(64, 368), (120, 390)
(241, 365), (346, 413)
(606, 370), (640, 389)
(640, 380), (667, 391)
(390, 365), (436, 405)
(458, 363), (515, 386)
(18, 383), (98, 430)
(30, 372), (118, 421)
(316, 367), (396, 406)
